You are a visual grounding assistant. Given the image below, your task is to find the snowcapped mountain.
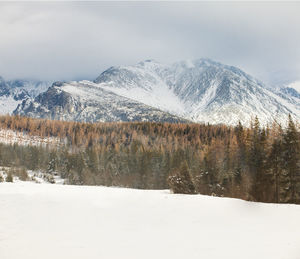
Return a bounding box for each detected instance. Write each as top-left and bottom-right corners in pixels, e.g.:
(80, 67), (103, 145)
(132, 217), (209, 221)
(93, 59), (300, 125)
(11, 58), (300, 125)
(0, 76), (50, 115)
(14, 81), (189, 123)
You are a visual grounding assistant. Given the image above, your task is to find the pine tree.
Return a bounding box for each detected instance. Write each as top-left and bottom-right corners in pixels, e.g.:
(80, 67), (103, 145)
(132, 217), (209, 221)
(282, 114), (300, 203)
(268, 138), (283, 202)
(249, 117), (267, 201)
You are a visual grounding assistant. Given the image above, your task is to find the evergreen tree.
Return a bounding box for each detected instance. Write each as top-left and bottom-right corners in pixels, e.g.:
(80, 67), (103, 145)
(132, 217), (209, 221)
(268, 138), (283, 202)
(249, 117), (267, 201)
(282, 114), (300, 203)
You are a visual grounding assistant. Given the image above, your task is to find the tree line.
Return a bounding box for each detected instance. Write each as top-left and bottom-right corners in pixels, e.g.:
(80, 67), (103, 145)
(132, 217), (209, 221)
(0, 114), (300, 204)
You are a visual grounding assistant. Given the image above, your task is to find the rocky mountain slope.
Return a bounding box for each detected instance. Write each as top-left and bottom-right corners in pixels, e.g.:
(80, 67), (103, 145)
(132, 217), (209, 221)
(11, 58), (300, 125)
(14, 81), (189, 123)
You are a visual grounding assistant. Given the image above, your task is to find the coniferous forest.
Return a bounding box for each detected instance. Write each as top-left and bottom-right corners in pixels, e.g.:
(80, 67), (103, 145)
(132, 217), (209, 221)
(0, 114), (300, 204)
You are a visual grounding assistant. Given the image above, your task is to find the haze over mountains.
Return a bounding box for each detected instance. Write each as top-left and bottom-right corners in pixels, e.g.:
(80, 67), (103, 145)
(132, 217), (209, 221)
(1, 58), (300, 125)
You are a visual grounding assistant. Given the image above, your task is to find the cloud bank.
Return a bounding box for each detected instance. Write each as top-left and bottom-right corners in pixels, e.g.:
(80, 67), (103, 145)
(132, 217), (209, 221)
(0, 2), (299, 85)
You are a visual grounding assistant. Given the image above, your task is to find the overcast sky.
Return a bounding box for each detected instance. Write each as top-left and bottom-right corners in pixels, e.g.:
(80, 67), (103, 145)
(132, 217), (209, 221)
(0, 1), (299, 85)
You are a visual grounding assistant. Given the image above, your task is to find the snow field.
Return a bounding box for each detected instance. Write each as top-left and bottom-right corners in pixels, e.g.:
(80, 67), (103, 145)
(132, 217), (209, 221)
(0, 167), (64, 184)
(0, 182), (300, 259)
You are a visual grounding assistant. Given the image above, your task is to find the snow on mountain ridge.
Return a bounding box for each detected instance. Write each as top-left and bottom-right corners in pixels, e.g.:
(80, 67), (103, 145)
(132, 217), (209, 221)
(14, 81), (189, 123)
(10, 58), (300, 125)
(93, 58), (299, 125)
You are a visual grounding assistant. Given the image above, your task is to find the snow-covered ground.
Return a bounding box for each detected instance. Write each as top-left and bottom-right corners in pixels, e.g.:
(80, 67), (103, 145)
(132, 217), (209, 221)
(0, 182), (300, 259)
(0, 129), (62, 147)
(0, 167), (65, 184)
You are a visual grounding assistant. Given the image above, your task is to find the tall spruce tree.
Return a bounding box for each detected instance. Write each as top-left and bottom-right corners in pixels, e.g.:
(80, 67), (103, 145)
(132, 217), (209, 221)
(268, 138), (283, 202)
(282, 114), (300, 203)
(249, 116), (267, 201)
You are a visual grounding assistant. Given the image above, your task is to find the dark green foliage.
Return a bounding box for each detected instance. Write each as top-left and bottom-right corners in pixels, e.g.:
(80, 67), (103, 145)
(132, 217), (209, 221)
(249, 118), (268, 201)
(268, 138), (283, 203)
(282, 115), (300, 203)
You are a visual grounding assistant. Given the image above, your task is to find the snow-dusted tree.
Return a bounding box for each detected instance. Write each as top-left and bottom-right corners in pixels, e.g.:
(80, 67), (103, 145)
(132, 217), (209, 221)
(168, 161), (195, 194)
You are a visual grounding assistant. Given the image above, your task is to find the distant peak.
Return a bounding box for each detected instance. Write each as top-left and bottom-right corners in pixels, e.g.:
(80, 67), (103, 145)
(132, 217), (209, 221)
(52, 81), (65, 87)
(192, 58), (223, 66)
(171, 58), (224, 70)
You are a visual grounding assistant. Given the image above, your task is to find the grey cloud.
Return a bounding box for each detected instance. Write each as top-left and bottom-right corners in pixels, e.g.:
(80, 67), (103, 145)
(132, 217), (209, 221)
(0, 2), (299, 85)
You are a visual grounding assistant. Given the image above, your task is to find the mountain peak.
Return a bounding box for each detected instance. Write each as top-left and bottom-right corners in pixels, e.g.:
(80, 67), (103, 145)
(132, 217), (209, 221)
(136, 59), (165, 71)
(52, 81), (65, 87)
(90, 58), (300, 125)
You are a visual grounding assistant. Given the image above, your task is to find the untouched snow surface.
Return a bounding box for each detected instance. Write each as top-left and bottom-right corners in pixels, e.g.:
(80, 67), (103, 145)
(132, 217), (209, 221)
(1, 182), (300, 259)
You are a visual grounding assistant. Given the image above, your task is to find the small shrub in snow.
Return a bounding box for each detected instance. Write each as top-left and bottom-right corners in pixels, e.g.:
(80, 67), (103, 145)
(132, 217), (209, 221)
(168, 161), (195, 194)
(42, 173), (55, 184)
(15, 168), (28, 181)
(5, 167), (28, 181)
(6, 172), (13, 182)
(48, 175), (55, 184)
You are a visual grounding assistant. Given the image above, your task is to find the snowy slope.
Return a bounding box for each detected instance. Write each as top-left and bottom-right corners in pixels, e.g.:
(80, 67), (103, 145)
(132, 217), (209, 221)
(95, 61), (185, 115)
(1, 182), (300, 259)
(14, 81), (189, 123)
(0, 95), (21, 115)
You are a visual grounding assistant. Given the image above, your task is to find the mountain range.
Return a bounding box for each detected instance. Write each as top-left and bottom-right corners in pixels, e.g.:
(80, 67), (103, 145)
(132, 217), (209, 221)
(0, 77), (49, 115)
(2, 58), (300, 125)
